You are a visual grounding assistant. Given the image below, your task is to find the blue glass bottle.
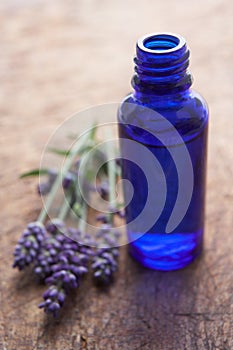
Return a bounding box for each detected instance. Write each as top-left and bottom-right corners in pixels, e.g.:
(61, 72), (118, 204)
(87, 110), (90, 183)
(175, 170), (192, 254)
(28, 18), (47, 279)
(118, 33), (209, 271)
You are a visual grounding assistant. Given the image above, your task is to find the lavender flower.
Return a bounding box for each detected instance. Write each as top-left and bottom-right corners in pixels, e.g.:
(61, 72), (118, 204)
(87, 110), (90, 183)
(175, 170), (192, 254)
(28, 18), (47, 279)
(95, 206), (125, 224)
(92, 247), (119, 285)
(91, 224), (120, 285)
(13, 222), (46, 270)
(37, 169), (76, 195)
(38, 285), (66, 317)
(117, 209), (125, 219)
(46, 219), (65, 235)
(33, 233), (65, 279)
(37, 182), (51, 196)
(37, 169), (57, 195)
(38, 226), (92, 316)
(115, 157), (122, 168)
(96, 213), (109, 223)
(62, 171), (76, 190)
(34, 220), (91, 280)
(97, 180), (109, 199)
(109, 205), (125, 219)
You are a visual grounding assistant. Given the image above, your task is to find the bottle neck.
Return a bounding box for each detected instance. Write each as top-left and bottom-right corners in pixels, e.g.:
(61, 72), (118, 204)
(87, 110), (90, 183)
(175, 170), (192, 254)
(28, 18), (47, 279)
(132, 33), (193, 106)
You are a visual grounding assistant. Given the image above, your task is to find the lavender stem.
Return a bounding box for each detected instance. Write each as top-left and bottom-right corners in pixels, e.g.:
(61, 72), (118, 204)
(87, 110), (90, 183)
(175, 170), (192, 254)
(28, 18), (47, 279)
(37, 131), (91, 223)
(105, 129), (117, 218)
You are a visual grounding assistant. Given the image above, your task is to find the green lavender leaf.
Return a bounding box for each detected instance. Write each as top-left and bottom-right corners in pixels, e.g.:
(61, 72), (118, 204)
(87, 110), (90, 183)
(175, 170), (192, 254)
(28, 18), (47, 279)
(89, 123), (97, 141)
(20, 168), (49, 179)
(47, 142), (95, 158)
(47, 147), (71, 156)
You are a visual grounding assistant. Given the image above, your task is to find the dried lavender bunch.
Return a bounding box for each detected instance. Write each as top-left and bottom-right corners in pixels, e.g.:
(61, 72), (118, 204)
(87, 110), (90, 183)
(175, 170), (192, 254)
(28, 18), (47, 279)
(14, 126), (123, 317)
(38, 226), (92, 316)
(13, 222), (46, 270)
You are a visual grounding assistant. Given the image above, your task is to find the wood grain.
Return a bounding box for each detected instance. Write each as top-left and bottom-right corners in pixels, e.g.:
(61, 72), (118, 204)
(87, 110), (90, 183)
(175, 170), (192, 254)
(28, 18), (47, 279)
(0, 1), (232, 349)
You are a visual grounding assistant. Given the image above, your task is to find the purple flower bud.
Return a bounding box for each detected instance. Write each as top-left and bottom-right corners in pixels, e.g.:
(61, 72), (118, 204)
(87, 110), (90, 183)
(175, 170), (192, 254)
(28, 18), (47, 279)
(68, 228), (81, 240)
(48, 288), (58, 298)
(34, 266), (43, 275)
(37, 169), (57, 195)
(115, 157), (122, 168)
(91, 259), (104, 269)
(43, 288), (52, 299)
(105, 236), (117, 246)
(108, 205), (125, 219)
(39, 289), (61, 317)
(74, 266), (88, 275)
(97, 180), (109, 199)
(38, 302), (45, 309)
(117, 210), (125, 219)
(57, 291), (66, 305)
(46, 219), (65, 235)
(37, 182), (50, 195)
(62, 172), (75, 190)
(104, 267), (111, 276)
(59, 256), (68, 264)
(94, 270), (102, 277)
(48, 302), (60, 313)
(24, 240), (32, 248)
(48, 169), (57, 184)
(96, 214), (109, 223)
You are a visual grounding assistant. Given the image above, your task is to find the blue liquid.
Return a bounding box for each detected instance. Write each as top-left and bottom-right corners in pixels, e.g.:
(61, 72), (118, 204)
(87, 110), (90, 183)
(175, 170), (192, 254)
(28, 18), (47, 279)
(118, 94), (208, 272)
(129, 230), (203, 271)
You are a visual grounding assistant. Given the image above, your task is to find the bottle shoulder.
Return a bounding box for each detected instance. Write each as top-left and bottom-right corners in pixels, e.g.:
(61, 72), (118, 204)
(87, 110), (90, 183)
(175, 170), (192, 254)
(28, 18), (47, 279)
(120, 90), (208, 117)
(118, 90), (209, 145)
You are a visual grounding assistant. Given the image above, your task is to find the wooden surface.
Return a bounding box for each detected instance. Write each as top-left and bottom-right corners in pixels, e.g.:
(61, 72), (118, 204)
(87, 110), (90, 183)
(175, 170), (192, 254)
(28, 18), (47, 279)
(0, 1), (233, 349)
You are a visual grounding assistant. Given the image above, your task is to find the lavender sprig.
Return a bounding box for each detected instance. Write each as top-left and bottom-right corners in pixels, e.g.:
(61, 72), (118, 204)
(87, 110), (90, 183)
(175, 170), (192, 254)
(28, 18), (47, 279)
(13, 222), (46, 270)
(37, 131), (92, 224)
(91, 131), (121, 284)
(35, 130), (96, 316)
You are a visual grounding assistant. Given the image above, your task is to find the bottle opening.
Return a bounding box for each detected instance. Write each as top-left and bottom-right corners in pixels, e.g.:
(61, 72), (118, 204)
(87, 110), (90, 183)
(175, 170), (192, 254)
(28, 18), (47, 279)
(143, 34), (180, 52)
(137, 33), (186, 55)
(133, 33), (192, 97)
